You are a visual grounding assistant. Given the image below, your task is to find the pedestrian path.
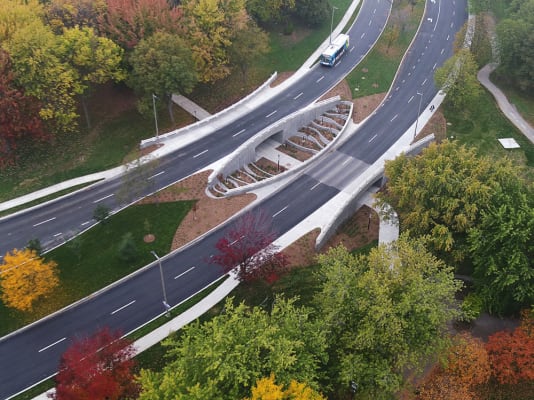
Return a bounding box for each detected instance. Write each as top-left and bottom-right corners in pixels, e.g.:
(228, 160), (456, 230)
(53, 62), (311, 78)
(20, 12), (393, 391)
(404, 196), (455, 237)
(477, 64), (534, 145)
(171, 94), (212, 120)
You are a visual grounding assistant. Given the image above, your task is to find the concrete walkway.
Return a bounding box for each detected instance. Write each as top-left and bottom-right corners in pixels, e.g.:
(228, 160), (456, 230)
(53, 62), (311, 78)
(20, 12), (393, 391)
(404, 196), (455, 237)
(477, 64), (534, 144)
(171, 94), (212, 120)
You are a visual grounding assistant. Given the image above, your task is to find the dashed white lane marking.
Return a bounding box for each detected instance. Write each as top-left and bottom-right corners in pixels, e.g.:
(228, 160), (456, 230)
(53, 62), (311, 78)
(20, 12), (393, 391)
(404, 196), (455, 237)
(316, 75), (324, 83)
(33, 217), (56, 227)
(446, 34), (450, 41)
(422, 78), (427, 86)
(149, 171), (165, 180)
(272, 206), (288, 218)
(433, 63), (437, 70)
(373, 8), (376, 13)
(310, 182), (321, 191)
(81, 220), (91, 226)
(93, 194), (114, 204)
(441, 48), (445, 54)
(349, 46), (355, 53)
(369, 20), (372, 26)
(265, 110), (278, 118)
(38, 337), (66, 353)
(53, 232), (62, 237)
(193, 149), (208, 158)
(391, 114), (398, 122)
(111, 300), (136, 315)
(232, 128), (246, 137)
(408, 95), (414, 103)
(369, 134), (378, 143)
(342, 158), (351, 166)
(361, 32), (366, 39)
(174, 266), (196, 280)
(450, 22), (454, 28)
(293, 92), (303, 100)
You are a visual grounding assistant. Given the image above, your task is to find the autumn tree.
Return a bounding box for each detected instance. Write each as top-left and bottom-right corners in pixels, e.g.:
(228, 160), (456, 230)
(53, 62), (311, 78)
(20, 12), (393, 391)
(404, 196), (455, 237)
(43, 0), (107, 34)
(180, 0), (249, 83)
(0, 248), (59, 312)
(128, 31), (197, 124)
(0, 0), (43, 43)
(435, 48), (481, 111)
(138, 297), (327, 399)
(52, 327), (139, 400)
(486, 325), (534, 385)
(245, 373), (326, 400)
(314, 235), (462, 397)
(212, 210), (289, 283)
(56, 26), (125, 128)
(97, 0), (183, 49)
(375, 140), (522, 264)
(0, 49), (46, 167)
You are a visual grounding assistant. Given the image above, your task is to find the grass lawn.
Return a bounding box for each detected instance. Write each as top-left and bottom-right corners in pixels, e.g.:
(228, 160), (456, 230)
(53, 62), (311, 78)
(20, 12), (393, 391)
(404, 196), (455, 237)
(0, 200), (194, 337)
(444, 88), (534, 173)
(346, 0), (424, 98)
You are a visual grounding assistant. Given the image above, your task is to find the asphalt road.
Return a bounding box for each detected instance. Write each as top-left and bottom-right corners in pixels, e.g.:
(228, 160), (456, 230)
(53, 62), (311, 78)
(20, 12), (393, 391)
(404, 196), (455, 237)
(0, 0), (467, 398)
(0, 0), (390, 258)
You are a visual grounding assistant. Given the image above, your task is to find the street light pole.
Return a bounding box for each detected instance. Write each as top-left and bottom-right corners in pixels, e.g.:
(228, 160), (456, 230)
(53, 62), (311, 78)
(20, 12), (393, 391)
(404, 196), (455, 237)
(151, 250), (170, 315)
(414, 91), (423, 139)
(330, 6), (338, 45)
(152, 93), (159, 139)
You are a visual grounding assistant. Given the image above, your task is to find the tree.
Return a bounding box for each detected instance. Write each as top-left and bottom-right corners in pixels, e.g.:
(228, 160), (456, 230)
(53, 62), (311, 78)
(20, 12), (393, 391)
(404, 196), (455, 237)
(0, 0), (43, 43)
(180, 0), (249, 83)
(118, 232), (138, 264)
(43, 0), (107, 34)
(444, 333), (491, 388)
(292, 0), (329, 27)
(314, 235), (462, 397)
(227, 21), (270, 82)
(468, 184), (534, 314)
(245, 373), (326, 400)
(212, 210), (289, 283)
(97, 0), (183, 49)
(496, 0), (534, 91)
(0, 49), (46, 167)
(138, 297), (327, 400)
(129, 31), (198, 124)
(486, 325), (534, 385)
(56, 26), (125, 129)
(382, 26), (400, 53)
(52, 327), (139, 400)
(0, 248), (59, 312)
(5, 18), (81, 134)
(435, 48), (481, 111)
(247, 0), (296, 24)
(93, 204), (110, 223)
(375, 140), (521, 263)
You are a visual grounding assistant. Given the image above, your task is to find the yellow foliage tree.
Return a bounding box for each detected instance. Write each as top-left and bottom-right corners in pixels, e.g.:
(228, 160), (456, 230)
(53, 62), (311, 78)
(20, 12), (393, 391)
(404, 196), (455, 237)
(0, 248), (59, 312)
(245, 373), (325, 400)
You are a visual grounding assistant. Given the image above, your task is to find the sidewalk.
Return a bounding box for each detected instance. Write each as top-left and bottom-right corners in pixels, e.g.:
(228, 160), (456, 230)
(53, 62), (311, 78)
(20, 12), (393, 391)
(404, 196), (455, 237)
(477, 64), (534, 144)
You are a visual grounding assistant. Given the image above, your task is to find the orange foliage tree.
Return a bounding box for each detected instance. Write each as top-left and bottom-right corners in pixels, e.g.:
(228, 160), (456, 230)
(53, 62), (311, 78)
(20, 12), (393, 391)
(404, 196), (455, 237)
(244, 373), (326, 400)
(0, 248), (59, 312)
(486, 325), (534, 385)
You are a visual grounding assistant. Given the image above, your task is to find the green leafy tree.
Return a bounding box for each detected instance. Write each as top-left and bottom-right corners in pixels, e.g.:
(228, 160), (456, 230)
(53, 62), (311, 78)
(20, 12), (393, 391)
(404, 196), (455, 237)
(118, 232), (138, 264)
(496, 0), (534, 91)
(137, 297), (327, 400)
(314, 236), (462, 397)
(56, 26), (125, 128)
(292, 0), (329, 27)
(246, 0), (296, 24)
(93, 204), (110, 223)
(43, 0), (107, 34)
(129, 31), (198, 124)
(0, 0), (43, 43)
(375, 141), (520, 263)
(468, 184), (534, 314)
(227, 21), (270, 82)
(435, 48), (481, 111)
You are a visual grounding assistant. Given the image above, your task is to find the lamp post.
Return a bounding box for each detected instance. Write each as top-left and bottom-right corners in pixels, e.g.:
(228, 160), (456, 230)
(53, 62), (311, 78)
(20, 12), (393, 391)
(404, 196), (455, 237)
(330, 6), (338, 45)
(151, 250), (170, 315)
(414, 91), (423, 139)
(152, 93), (159, 139)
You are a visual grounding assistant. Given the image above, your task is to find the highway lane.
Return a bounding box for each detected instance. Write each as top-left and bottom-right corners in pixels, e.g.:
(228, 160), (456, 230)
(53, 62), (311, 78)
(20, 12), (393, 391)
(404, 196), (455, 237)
(0, 1), (467, 398)
(0, 0), (391, 258)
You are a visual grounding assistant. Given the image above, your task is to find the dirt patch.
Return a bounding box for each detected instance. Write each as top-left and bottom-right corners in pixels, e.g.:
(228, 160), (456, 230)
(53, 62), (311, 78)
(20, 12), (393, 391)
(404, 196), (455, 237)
(352, 93), (387, 123)
(143, 234), (155, 243)
(276, 144), (313, 162)
(320, 79), (353, 102)
(270, 71), (295, 87)
(416, 108), (447, 142)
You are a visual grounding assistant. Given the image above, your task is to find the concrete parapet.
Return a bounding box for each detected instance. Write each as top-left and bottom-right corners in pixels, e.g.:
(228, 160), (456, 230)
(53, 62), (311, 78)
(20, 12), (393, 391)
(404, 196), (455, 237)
(140, 72), (278, 149)
(207, 97), (353, 197)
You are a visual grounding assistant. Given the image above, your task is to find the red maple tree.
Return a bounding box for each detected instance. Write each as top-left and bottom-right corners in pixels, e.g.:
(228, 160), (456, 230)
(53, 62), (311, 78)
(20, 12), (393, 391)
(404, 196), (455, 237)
(0, 49), (46, 168)
(52, 327), (139, 400)
(212, 210), (289, 283)
(486, 325), (534, 385)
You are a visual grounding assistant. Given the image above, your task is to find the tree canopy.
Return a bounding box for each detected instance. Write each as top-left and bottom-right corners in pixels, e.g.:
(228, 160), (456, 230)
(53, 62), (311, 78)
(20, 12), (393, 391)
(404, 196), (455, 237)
(314, 236), (461, 396)
(137, 297), (327, 399)
(0, 248), (59, 312)
(244, 374), (326, 400)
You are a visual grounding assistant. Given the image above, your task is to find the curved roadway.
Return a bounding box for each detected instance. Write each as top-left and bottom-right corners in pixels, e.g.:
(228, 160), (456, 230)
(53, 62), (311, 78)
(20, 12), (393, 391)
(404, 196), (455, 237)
(0, 0), (467, 398)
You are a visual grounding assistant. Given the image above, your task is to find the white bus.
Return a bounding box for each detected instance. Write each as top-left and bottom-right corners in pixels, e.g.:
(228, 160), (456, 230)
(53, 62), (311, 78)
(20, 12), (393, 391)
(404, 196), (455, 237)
(320, 34), (350, 67)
